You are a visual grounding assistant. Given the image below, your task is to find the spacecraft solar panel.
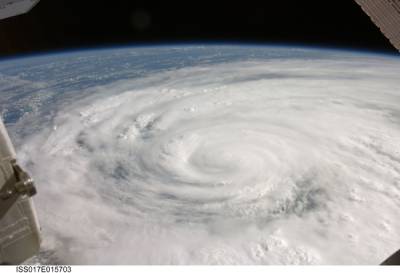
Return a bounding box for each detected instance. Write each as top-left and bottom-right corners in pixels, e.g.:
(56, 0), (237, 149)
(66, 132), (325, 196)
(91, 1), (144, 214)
(0, 0), (40, 20)
(354, 0), (400, 51)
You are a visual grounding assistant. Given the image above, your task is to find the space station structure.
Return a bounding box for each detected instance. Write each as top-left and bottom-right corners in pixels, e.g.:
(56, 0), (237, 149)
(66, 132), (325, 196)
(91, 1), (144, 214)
(0, 120), (40, 264)
(0, 0), (40, 20)
(0, 0), (41, 265)
(354, 0), (400, 51)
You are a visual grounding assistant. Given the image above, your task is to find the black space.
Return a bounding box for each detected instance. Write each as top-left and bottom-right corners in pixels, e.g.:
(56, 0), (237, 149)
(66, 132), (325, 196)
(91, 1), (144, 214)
(0, 0), (397, 58)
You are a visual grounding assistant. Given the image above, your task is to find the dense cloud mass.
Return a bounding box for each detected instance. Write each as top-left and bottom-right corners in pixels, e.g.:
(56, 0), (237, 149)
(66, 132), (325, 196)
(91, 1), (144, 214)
(1, 47), (400, 264)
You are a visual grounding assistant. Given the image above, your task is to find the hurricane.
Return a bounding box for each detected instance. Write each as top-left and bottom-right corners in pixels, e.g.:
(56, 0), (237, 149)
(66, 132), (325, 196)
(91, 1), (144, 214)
(1, 46), (400, 264)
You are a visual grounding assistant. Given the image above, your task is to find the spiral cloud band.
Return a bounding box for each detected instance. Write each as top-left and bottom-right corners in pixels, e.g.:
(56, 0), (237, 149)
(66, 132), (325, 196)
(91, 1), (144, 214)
(2, 47), (400, 264)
